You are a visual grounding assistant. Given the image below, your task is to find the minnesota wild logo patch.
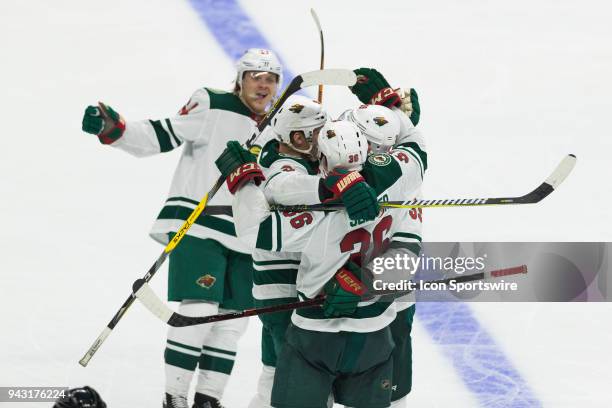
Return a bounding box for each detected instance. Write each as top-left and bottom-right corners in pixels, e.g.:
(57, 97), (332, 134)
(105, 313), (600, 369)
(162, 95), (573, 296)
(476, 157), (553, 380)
(368, 154), (391, 166)
(196, 274), (216, 289)
(373, 116), (388, 126)
(289, 104), (305, 114)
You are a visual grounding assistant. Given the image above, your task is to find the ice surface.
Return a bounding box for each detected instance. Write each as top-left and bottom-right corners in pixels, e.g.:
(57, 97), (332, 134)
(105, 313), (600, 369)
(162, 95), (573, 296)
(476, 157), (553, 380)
(1, 0), (611, 406)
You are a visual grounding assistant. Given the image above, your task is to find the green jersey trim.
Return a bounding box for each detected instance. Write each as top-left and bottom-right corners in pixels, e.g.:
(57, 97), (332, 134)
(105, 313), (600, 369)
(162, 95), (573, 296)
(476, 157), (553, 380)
(205, 88), (252, 117)
(361, 154), (403, 196)
(392, 232), (422, 242)
(274, 211), (282, 251)
(396, 141), (428, 171)
(394, 143), (426, 180)
(263, 171), (283, 188)
(253, 268), (299, 285)
(165, 119), (182, 146)
(256, 215), (274, 250)
(253, 259), (301, 267)
(156, 205), (236, 236)
(150, 120), (175, 153)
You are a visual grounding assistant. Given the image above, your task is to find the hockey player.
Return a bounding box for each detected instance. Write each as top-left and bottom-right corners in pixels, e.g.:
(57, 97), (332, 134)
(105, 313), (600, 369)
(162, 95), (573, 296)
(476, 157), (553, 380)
(81, 48), (282, 408)
(256, 96), (380, 220)
(216, 95), (380, 408)
(346, 69), (427, 407)
(340, 104), (423, 407)
(219, 120), (423, 407)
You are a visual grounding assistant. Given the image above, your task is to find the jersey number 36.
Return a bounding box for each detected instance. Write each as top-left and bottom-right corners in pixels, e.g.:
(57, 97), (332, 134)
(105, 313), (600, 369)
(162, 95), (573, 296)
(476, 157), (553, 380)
(340, 215), (393, 265)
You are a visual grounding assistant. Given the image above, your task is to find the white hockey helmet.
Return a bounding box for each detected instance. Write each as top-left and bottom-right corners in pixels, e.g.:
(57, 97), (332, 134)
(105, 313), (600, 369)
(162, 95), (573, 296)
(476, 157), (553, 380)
(316, 120), (369, 176)
(339, 105), (399, 154)
(271, 95), (328, 154)
(235, 48), (283, 88)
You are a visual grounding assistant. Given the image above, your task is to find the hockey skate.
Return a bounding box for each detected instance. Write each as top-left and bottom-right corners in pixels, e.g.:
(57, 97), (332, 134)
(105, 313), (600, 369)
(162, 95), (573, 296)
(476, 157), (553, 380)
(163, 393), (189, 408)
(193, 392), (225, 408)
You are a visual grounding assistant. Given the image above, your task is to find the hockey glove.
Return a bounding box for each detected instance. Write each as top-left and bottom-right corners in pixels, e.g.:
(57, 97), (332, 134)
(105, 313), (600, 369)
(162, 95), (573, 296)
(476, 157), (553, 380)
(323, 261), (366, 318)
(215, 141), (265, 194)
(322, 168), (379, 221)
(350, 68), (401, 109)
(398, 88), (421, 126)
(82, 102), (126, 145)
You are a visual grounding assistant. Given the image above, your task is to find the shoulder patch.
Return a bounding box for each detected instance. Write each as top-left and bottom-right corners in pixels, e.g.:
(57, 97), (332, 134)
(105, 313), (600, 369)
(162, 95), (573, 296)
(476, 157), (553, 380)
(362, 154), (402, 196)
(367, 154), (392, 167)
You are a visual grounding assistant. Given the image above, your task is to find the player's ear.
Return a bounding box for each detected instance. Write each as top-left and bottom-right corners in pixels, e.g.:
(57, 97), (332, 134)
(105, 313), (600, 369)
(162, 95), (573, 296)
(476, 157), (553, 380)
(290, 131), (306, 145)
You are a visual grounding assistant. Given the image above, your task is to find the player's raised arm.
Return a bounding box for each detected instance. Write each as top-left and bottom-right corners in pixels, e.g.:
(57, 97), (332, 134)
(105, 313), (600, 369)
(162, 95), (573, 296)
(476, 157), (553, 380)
(81, 88), (212, 157)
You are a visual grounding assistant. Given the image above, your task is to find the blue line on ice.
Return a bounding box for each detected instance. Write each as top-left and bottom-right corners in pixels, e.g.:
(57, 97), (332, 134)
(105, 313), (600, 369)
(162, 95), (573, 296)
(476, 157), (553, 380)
(187, 0), (293, 90)
(187, 0), (541, 406)
(416, 302), (540, 407)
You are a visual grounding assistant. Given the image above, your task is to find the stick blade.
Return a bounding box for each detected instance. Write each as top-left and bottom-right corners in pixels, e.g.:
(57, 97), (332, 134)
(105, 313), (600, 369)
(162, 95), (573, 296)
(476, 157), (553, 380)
(545, 154), (576, 189)
(133, 279), (174, 323)
(300, 69), (356, 88)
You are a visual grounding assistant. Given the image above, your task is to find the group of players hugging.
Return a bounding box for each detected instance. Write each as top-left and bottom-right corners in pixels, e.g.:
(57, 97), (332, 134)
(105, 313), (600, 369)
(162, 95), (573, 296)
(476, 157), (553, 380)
(74, 48), (427, 408)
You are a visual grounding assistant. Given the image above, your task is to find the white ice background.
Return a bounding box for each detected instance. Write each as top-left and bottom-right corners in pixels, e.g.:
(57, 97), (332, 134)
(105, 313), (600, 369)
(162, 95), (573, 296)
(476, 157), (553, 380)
(1, 0), (611, 406)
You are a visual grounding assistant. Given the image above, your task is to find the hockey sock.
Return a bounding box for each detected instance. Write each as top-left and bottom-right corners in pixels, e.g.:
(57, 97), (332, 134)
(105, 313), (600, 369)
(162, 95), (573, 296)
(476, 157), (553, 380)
(195, 309), (249, 399)
(247, 365), (276, 408)
(165, 300), (219, 396)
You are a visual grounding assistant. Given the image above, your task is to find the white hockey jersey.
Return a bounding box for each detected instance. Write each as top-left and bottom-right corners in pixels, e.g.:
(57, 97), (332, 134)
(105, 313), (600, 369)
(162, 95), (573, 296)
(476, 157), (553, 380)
(234, 149), (423, 332)
(392, 106), (428, 178)
(111, 88), (260, 253)
(251, 137), (321, 303)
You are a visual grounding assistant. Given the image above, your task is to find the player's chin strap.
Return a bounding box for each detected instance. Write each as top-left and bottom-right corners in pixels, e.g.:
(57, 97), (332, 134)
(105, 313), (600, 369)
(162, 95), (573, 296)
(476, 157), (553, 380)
(289, 140), (314, 155)
(132, 265), (527, 327)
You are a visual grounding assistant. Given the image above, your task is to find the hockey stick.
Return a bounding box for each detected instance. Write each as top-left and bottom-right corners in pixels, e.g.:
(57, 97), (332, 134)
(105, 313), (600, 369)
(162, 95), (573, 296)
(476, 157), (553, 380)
(78, 69), (358, 367)
(310, 9), (324, 103)
(199, 154), (576, 215)
(132, 265), (527, 327)
(269, 154), (576, 211)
